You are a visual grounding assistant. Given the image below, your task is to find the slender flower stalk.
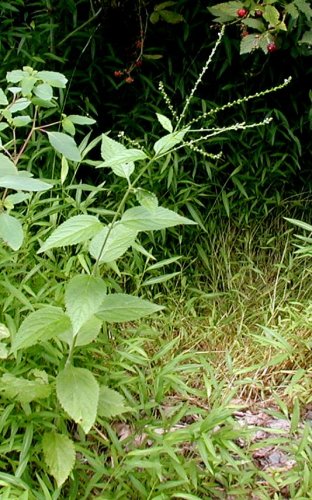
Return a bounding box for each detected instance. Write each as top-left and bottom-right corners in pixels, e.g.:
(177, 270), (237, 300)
(185, 77), (292, 128)
(175, 25), (225, 129)
(158, 81), (178, 121)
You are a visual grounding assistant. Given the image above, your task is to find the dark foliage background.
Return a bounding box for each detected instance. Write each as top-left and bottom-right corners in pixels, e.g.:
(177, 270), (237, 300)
(0, 0), (311, 221)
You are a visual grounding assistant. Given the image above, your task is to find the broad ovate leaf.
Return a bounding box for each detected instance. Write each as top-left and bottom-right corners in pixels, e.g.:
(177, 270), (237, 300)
(47, 131), (81, 162)
(11, 115), (32, 127)
(0, 213), (23, 250)
(0, 174), (51, 191)
(121, 206), (197, 231)
(59, 315), (102, 347)
(101, 133), (128, 162)
(9, 98), (31, 113)
(97, 386), (131, 418)
(33, 83), (53, 101)
(240, 34), (260, 55)
(89, 223), (137, 263)
(6, 69), (25, 83)
(135, 188), (158, 210)
(99, 148), (147, 168)
(100, 134), (138, 180)
(156, 113), (173, 133)
(65, 275), (107, 335)
(42, 432), (75, 488)
(56, 365), (99, 433)
(96, 293), (164, 323)
(153, 128), (188, 156)
(0, 88), (8, 106)
(36, 70), (68, 88)
(38, 215), (103, 253)
(0, 153), (18, 176)
(0, 372), (51, 403)
(11, 306), (72, 352)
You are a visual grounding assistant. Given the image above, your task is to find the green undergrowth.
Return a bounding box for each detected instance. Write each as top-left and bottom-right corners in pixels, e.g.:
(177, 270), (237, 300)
(1, 211), (312, 499)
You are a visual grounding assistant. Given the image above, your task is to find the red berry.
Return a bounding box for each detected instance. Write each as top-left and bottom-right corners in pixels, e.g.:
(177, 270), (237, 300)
(237, 8), (248, 18)
(267, 42), (277, 53)
(114, 70), (123, 77)
(135, 59), (142, 67)
(125, 76), (134, 84)
(255, 9), (263, 17)
(241, 30), (249, 37)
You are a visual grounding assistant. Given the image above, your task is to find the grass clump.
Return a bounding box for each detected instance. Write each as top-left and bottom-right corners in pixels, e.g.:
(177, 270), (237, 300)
(0, 27), (311, 500)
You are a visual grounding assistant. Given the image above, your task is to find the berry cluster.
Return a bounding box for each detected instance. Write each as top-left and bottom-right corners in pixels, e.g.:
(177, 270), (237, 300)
(113, 58), (142, 84)
(236, 5), (278, 54)
(113, 20), (146, 84)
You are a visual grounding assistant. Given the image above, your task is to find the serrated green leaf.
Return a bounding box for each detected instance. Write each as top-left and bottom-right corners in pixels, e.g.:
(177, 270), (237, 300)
(36, 70), (68, 88)
(299, 29), (312, 44)
(65, 275), (107, 335)
(153, 128), (188, 155)
(294, 0), (312, 19)
(156, 113), (173, 132)
(263, 5), (280, 26)
(56, 366), (99, 433)
(96, 293), (164, 323)
(121, 206), (196, 231)
(100, 139), (147, 179)
(12, 306), (72, 352)
(135, 188), (158, 210)
(0, 373), (51, 403)
(243, 18), (265, 31)
(240, 34), (260, 54)
(33, 83), (53, 100)
(97, 386), (130, 418)
(207, 1), (242, 22)
(47, 131), (81, 162)
(38, 215), (103, 253)
(42, 432), (75, 488)
(59, 315), (102, 347)
(101, 133), (128, 161)
(0, 213), (23, 250)
(98, 148), (147, 168)
(67, 115), (96, 125)
(89, 223), (137, 263)
(285, 2), (299, 18)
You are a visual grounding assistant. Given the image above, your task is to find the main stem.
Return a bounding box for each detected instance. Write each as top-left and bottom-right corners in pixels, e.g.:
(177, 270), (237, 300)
(92, 156), (155, 276)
